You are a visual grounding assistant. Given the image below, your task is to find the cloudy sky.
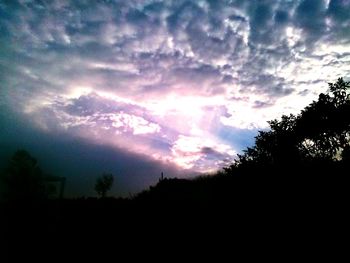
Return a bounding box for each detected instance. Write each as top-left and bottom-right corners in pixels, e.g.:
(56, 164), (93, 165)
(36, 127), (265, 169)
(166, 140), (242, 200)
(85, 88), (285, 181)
(0, 0), (349, 196)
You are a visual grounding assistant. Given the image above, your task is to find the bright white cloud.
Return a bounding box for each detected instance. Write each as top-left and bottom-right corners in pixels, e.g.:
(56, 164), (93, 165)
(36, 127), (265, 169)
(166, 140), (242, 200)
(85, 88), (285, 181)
(171, 135), (235, 171)
(110, 112), (161, 135)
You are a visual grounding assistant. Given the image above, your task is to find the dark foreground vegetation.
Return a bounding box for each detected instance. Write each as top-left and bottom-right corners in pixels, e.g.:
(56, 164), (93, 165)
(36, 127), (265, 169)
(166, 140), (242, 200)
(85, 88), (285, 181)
(1, 78), (349, 259)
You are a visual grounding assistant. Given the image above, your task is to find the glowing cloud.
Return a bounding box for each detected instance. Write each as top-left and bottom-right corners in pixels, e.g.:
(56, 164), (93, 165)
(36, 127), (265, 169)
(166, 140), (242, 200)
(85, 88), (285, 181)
(1, 0), (349, 176)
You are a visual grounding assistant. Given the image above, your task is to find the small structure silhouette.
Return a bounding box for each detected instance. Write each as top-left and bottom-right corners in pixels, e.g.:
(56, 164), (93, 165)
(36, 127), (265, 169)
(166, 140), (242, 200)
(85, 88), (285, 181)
(44, 175), (66, 199)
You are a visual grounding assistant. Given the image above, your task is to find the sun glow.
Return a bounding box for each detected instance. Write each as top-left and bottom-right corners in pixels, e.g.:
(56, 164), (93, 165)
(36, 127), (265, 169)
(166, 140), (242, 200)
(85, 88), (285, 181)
(146, 94), (225, 117)
(66, 86), (93, 99)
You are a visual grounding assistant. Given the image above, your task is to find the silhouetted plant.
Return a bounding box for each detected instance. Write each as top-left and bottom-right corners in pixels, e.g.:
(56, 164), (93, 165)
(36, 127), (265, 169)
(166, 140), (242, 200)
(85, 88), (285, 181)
(297, 78), (350, 160)
(95, 173), (114, 198)
(227, 78), (350, 170)
(2, 150), (46, 201)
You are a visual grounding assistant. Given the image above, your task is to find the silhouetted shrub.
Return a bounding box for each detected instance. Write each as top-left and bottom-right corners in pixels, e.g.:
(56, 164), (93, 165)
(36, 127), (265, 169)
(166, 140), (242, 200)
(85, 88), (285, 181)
(95, 173), (114, 198)
(2, 150), (46, 201)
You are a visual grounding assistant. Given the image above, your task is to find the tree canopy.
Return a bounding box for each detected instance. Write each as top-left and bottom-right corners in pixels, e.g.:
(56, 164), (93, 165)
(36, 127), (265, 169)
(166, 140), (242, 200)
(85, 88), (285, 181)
(228, 78), (350, 171)
(95, 173), (114, 198)
(2, 150), (46, 201)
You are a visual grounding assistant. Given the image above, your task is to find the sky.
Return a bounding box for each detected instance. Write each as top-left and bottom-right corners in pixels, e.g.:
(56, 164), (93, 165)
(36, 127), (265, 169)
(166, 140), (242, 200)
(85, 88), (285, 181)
(0, 0), (349, 197)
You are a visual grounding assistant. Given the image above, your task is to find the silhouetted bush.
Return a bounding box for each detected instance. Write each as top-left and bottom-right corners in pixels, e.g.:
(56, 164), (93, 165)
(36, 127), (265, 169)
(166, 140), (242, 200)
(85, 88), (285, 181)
(95, 173), (114, 198)
(1, 150), (46, 201)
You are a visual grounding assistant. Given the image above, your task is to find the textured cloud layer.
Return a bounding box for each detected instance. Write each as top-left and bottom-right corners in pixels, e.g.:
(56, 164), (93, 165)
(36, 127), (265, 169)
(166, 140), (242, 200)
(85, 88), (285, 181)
(1, 0), (349, 174)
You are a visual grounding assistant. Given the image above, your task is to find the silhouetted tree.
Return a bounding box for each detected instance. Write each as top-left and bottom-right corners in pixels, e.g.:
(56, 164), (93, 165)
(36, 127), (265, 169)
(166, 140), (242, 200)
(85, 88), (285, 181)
(232, 114), (299, 169)
(2, 150), (46, 201)
(95, 173), (114, 198)
(296, 78), (350, 160)
(341, 145), (350, 161)
(227, 78), (350, 171)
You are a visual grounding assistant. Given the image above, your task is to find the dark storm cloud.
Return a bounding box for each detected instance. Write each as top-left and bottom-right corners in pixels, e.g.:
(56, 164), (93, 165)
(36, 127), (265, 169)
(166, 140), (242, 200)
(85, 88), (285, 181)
(200, 146), (232, 161)
(328, 0), (350, 22)
(0, 110), (184, 197)
(239, 74), (294, 97)
(295, 0), (327, 40)
(327, 0), (350, 41)
(249, 1), (275, 45)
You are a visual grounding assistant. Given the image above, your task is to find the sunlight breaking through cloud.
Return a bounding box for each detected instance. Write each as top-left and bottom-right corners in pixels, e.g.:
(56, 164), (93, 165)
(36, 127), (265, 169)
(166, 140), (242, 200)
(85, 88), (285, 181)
(1, 0), (350, 174)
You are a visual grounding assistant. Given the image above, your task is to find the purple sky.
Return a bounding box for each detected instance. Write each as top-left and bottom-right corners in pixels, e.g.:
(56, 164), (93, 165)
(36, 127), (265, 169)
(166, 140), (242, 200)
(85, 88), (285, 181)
(1, 0), (349, 196)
